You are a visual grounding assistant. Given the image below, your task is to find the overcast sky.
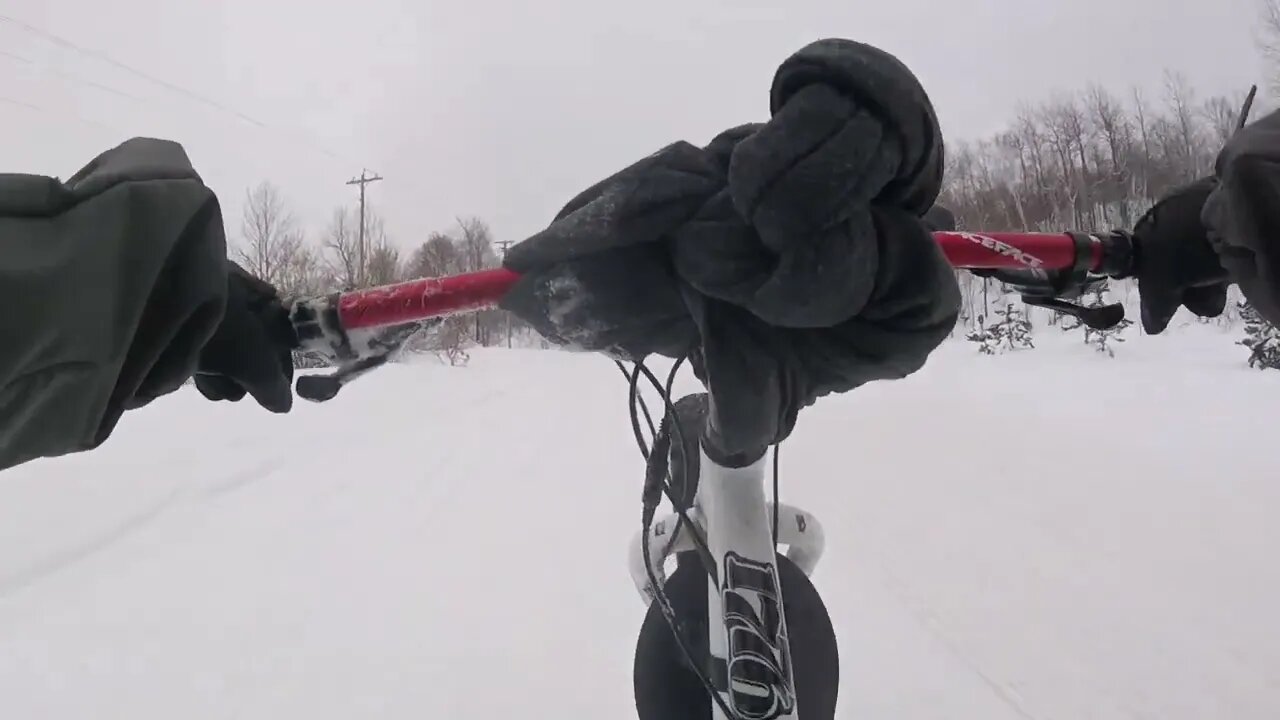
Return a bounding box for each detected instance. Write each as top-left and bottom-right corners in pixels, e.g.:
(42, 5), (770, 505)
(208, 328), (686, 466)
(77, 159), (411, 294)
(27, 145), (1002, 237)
(0, 0), (1264, 252)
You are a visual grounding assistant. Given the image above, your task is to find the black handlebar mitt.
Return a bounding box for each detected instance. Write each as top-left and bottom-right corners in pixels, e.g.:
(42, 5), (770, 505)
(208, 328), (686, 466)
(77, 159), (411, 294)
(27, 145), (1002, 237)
(499, 39), (960, 463)
(672, 38), (959, 461)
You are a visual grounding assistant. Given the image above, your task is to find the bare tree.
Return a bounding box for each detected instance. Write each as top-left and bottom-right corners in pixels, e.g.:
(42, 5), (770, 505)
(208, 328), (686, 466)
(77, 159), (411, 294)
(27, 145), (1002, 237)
(407, 232), (463, 278)
(1203, 95), (1240, 146)
(1086, 84), (1133, 226)
(455, 216), (498, 272)
(1040, 99), (1083, 228)
(1014, 107), (1050, 204)
(320, 205), (398, 289)
(366, 242), (402, 286)
(1259, 0), (1280, 96)
(441, 217), (503, 345)
(1131, 86), (1154, 198)
(323, 207), (360, 290)
(995, 131), (1031, 229)
(1163, 70), (1203, 181)
(237, 181), (303, 286)
(277, 244), (329, 299)
(1057, 96), (1097, 228)
(944, 74), (1228, 238)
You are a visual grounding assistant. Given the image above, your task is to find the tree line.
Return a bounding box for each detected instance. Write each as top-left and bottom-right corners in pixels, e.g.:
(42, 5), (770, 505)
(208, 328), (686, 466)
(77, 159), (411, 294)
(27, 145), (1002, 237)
(937, 74), (1249, 235)
(937, 72), (1258, 331)
(940, 0), (1280, 332)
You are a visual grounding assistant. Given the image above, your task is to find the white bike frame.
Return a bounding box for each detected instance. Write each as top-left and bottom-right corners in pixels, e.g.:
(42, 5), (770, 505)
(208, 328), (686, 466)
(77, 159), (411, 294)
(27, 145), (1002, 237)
(627, 448), (827, 720)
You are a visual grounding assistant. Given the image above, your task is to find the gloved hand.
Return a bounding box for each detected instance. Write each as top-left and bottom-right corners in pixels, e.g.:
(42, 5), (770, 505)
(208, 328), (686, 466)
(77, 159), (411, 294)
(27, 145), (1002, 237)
(1131, 177), (1230, 334)
(1201, 106), (1280, 326)
(194, 262), (296, 412)
(502, 38), (959, 462)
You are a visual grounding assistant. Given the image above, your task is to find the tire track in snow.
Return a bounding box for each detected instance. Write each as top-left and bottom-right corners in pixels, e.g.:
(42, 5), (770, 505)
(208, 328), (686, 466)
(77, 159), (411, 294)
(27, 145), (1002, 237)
(0, 459), (283, 600)
(403, 368), (581, 525)
(0, 486), (186, 600)
(276, 366), (533, 530)
(199, 459), (284, 498)
(0, 356), (605, 624)
(874, 560), (1048, 720)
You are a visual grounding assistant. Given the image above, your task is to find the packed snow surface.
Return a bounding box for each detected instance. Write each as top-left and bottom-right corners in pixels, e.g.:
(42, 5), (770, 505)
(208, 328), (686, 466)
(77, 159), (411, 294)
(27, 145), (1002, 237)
(1, 326), (1277, 719)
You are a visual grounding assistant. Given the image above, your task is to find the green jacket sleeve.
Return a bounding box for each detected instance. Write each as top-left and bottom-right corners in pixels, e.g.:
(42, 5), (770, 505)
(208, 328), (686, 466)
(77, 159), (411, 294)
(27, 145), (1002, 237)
(1, 138), (229, 471)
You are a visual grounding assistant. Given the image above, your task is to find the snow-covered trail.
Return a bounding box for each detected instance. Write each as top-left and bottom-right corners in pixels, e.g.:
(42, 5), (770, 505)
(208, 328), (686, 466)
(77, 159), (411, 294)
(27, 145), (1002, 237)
(0, 357), (647, 718)
(1, 329), (1278, 719)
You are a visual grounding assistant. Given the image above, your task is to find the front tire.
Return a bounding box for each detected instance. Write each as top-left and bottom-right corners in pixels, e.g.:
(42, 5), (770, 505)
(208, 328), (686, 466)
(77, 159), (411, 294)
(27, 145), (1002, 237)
(632, 552), (839, 720)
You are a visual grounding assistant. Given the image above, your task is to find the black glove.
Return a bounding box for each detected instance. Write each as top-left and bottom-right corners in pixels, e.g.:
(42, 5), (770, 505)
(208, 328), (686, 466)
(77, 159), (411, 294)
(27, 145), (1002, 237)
(502, 38), (959, 462)
(1201, 106), (1280, 326)
(194, 262), (296, 412)
(1131, 177), (1230, 334)
(923, 205), (957, 232)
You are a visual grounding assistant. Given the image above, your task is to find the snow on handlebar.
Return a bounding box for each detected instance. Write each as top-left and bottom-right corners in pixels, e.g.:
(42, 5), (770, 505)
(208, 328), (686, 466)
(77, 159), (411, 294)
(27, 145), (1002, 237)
(288, 229), (1137, 401)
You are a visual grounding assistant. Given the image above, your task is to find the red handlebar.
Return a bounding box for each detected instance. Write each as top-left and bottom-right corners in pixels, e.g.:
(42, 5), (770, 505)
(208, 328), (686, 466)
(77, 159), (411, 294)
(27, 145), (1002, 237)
(336, 267), (520, 332)
(286, 228), (1133, 400)
(329, 231), (1113, 332)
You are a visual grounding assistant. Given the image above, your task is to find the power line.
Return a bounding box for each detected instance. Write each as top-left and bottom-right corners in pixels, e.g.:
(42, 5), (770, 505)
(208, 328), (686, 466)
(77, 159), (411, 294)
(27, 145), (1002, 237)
(0, 49), (30, 64)
(0, 13), (455, 243)
(0, 48), (141, 100)
(1, 94), (121, 133)
(0, 95), (40, 111)
(0, 12), (357, 166)
(0, 13), (266, 128)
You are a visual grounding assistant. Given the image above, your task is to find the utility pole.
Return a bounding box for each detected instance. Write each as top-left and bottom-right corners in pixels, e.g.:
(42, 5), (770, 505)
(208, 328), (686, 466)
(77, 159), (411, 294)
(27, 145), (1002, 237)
(497, 240), (514, 348)
(346, 169), (383, 287)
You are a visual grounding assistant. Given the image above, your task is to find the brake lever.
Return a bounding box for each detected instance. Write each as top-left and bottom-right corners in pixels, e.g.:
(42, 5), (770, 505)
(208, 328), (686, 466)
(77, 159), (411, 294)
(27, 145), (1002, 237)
(1022, 295), (1126, 330)
(295, 354), (391, 402)
(288, 292), (439, 402)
